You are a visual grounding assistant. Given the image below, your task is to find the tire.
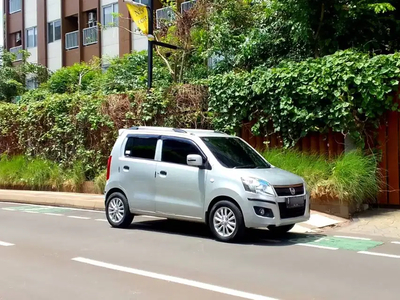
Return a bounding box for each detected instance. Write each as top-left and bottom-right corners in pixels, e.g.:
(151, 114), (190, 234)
(268, 224), (295, 235)
(208, 200), (245, 243)
(105, 192), (134, 228)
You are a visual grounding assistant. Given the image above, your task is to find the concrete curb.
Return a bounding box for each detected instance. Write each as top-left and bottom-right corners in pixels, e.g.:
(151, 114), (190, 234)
(0, 189), (105, 211)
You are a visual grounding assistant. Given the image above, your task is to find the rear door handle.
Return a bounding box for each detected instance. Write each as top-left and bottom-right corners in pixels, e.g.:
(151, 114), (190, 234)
(159, 171), (167, 176)
(123, 166), (130, 172)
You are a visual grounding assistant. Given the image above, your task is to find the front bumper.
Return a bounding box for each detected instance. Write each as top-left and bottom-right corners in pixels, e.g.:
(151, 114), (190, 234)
(242, 193), (310, 228)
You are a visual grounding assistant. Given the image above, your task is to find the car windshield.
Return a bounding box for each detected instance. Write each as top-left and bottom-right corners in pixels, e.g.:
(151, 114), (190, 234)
(201, 136), (271, 169)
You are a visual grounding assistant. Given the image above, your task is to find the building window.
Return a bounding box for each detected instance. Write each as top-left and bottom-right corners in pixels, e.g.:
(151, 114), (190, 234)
(26, 27), (37, 48)
(9, 0), (22, 14)
(103, 3), (119, 27)
(134, 0), (149, 5)
(48, 20), (61, 43)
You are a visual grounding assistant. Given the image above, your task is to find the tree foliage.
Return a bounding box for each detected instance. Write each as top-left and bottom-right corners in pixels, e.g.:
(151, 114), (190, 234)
(0, 50), (49, 102)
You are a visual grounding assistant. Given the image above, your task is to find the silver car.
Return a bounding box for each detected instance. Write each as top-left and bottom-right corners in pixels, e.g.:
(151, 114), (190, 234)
(104, 126), (310, 242)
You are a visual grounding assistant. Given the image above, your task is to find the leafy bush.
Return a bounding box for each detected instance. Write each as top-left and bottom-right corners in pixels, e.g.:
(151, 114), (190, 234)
(47, 60), (102, 94)
(263, 149), (381, 205)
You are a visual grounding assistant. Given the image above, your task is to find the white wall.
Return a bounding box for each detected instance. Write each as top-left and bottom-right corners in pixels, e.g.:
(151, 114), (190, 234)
(48, 40), (62, 71)
(47, 0), (61, 21)
(100, 1), (120, 63)
(27, 47), (38, 63)
(0, 0), (3, 47)
(102, 28), (119, 63)
(101, 0), (117, 5)
(25, 0), (38, 63)
(47, 0), (61, 71)
(132, 22), (148, 52)
(24, 0), (37, 28)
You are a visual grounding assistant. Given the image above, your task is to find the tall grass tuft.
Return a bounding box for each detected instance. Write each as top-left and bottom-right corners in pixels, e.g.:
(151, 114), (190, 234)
(263, 148), (331, 192)
(263, 148), (381, 205)
(0, 155), (86, 191)
(328, 151), (381, 205)
(94, 170), (107, 194)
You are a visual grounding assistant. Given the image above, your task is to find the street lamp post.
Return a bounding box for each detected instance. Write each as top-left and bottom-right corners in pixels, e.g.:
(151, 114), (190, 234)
(147, 0), (154, 89)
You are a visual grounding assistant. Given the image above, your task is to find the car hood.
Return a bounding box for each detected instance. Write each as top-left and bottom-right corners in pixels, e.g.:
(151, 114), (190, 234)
(238, 167), (304, 186)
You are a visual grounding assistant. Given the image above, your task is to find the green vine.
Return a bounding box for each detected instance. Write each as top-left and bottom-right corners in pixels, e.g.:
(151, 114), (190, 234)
(208, 50), (400, 147)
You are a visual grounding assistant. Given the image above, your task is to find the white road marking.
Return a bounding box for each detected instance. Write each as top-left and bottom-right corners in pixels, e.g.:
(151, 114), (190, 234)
(391, 241), (400, 245)
(44, 213), (63, 216)
(334, 235), (371, 241)
(358, 251), (400, 259)
(0, 241), (14, 247)
(72, 257), (278, 300)
(23, 211), (39, 214)
(2, 208), (16, 211)
(68, 216), (90, 220)
(296, 243), (338, 250)
(95, 219), (108, 222)
(0, 202), (103, 213)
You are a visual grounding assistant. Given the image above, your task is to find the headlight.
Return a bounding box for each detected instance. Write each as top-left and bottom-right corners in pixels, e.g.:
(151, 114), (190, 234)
(241, 177), (275, 196)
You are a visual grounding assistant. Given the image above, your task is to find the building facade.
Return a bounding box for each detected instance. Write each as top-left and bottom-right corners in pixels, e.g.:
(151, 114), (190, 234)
(2, 0), (174, 72)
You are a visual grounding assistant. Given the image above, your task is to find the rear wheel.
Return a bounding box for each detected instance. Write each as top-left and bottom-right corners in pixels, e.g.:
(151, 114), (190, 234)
(268, 224), (295, 235)
(106, 192), (134, 228)
(208, 200), (245, 243)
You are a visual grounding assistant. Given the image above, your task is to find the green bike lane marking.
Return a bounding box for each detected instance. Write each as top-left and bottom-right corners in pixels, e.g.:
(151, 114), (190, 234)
(289, 235), (384, 252)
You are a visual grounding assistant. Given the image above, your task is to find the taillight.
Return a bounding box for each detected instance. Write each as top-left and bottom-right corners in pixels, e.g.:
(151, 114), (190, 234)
(106, 156), (112, 180)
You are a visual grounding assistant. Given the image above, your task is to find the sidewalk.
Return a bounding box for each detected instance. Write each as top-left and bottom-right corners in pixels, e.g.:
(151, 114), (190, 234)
(0, 189), (345, 232)
(327, 208), (400, 239)
(0, 189), (104, 210)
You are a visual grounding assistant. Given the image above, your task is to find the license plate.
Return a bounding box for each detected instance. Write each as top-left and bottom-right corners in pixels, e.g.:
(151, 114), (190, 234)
(286, 196), (305, 208)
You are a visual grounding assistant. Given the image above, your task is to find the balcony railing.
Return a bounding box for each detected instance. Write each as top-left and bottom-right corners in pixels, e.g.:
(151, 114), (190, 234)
(181, 0), (196, 13)
(156, 7), (175, 29)
(65, 31), (79, 50)
(83, 27), (98, 46)
(9, 46), (23, 61)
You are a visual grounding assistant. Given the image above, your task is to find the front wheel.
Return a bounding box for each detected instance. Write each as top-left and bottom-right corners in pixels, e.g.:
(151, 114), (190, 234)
(268, 224), (295, 235)
(105, 192), (134, 228)
(208, 200), (245, 243)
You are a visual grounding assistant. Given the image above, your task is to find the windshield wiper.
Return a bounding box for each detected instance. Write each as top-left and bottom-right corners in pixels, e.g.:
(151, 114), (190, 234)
(233, 165), (257, 169)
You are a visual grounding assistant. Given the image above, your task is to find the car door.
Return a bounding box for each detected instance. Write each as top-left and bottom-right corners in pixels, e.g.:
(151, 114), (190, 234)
(155, 137), (207, 220)
(118, 134), (159, 213)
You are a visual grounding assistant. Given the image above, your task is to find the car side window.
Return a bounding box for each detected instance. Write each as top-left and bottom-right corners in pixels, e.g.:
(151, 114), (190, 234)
(124, 136), (158, 160)
(161, 139), (202, 165)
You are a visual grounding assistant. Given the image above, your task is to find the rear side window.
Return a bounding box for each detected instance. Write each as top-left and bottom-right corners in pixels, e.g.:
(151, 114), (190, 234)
(162, 139), (202, 165)
(124, 136), (158, 160)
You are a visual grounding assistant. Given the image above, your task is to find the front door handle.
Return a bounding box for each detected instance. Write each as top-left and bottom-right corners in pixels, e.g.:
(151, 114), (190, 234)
(159, 170), (167, 176)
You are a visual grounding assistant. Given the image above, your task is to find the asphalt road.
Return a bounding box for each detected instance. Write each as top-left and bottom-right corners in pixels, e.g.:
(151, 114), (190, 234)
(1, 202), (400, 300)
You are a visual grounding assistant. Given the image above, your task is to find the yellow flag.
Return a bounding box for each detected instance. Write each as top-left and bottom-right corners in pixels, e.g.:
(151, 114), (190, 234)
(125, 1), (149, 35)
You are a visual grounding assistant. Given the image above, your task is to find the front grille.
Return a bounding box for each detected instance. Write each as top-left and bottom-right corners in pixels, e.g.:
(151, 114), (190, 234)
(278, 201), (306, 219)
(274, 185), (304, 197)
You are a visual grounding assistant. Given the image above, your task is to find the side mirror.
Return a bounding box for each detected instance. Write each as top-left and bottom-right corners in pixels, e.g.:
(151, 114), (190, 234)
(187, 154), (203, 167)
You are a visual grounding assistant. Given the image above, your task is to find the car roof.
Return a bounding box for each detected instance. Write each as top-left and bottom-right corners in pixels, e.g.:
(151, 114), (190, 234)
(118, 126), (232, 138)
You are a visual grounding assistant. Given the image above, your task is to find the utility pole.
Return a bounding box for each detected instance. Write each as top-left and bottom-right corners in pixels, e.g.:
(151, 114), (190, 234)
(147, 0), (154, 89)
